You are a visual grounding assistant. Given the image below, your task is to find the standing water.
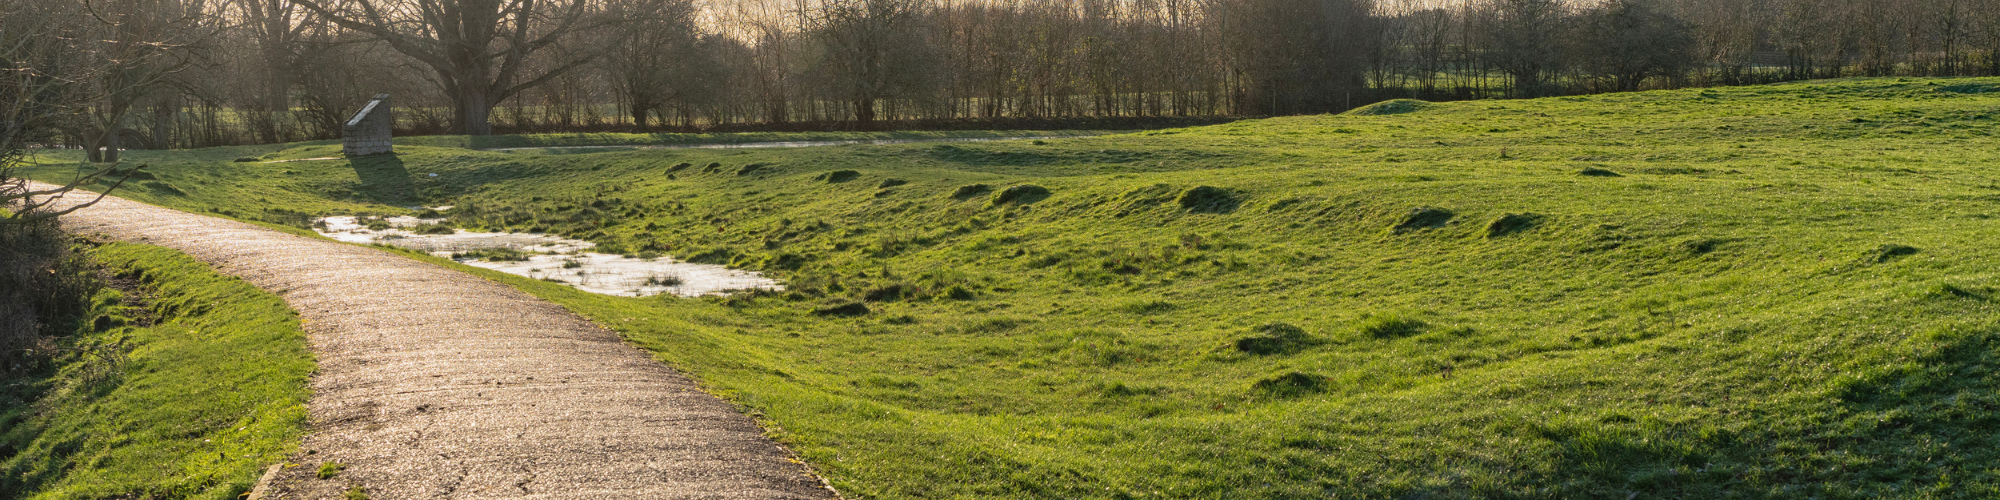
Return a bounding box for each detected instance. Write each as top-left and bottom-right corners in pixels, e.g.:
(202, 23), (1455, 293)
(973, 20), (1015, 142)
(313, 215), (779, 297)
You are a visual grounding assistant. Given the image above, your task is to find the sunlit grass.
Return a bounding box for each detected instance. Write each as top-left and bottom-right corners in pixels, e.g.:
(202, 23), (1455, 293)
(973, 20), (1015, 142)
(27, 77), (2000, 498)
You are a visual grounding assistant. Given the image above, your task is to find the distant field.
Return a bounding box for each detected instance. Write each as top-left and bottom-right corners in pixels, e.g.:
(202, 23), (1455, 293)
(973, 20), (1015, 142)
(27, 77), (2000, 498)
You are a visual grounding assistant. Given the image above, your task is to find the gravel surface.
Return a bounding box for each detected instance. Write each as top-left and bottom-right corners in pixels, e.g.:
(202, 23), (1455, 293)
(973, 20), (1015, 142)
(33, 184), (838, 500)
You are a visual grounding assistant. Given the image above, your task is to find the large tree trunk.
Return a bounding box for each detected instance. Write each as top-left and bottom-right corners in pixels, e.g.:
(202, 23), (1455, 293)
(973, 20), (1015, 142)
(854, 96), (876, 126)
(455, 86), (492, 135)
(103, 131), (120, 164)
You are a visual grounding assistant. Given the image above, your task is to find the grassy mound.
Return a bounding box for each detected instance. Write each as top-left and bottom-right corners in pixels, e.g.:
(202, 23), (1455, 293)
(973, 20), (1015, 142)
(1, 243), (312, 499)
(1344, 98), (1433, 116)
(990, 184), (1051, 205)
(25, 77), (2000, 497)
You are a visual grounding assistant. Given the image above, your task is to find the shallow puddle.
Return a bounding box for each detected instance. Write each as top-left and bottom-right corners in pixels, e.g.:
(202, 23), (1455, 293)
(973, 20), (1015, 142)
(312, 215), (779, 297)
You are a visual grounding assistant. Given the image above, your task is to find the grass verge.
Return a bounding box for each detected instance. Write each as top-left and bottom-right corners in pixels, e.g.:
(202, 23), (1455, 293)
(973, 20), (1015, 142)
(0, 243), (313, 499)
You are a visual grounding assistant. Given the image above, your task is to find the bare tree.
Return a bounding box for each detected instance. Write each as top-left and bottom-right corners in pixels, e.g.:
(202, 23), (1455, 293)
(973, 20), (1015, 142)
(1480, 0), (1569, 97)
(602, 0), (705, 128)
(1, 0), (141, 223)
(297, 0), (606, 135)
(1575, 0), (1695, 92)
(806, 0), (938, 126)
(66, 0), (211, 163)
(1218, 0), (1376, 115)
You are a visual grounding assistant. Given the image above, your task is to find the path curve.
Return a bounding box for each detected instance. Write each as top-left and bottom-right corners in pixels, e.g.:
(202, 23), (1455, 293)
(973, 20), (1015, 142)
(34, 184), (838, 500)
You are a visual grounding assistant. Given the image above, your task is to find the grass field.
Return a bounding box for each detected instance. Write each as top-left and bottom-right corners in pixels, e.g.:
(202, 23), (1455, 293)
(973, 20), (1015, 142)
(24, 77), (2000, 498)
(0, 243), (314, 499)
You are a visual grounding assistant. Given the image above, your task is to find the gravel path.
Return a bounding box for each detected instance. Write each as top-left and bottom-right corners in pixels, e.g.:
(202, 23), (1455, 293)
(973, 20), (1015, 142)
(34, 184), (837, 500)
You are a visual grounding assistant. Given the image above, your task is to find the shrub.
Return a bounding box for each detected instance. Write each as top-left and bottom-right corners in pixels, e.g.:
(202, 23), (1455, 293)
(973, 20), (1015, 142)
(991, 184), (1051, 205)
(1177, 186), (1240, 213)
(415, 223), (455, 235)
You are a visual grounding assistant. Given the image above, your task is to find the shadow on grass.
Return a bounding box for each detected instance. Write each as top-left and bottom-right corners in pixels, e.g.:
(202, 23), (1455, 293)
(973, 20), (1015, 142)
(1500, 325), (2000, 498)
(348, 154), (416, 204)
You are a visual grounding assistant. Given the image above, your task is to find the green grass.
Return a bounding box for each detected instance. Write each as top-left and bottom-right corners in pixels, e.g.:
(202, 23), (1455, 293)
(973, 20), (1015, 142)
(25, 77), (2000, 497)
(0, 243), (314, 499)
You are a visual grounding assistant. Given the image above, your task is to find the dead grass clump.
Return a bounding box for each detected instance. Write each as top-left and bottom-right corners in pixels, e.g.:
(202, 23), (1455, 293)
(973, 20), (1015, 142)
(1177, 186), (1240, 213)
(1485, 213), (1542, 238)
(1393, 207), (1455, 233)
(991, 184), (1051, 205)
(952, 184), (993, 200)
(1233, 322), (1317, 355)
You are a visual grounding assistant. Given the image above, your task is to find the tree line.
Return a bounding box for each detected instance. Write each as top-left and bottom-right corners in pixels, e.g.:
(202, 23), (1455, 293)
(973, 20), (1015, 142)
(12, 0), (2000, 150)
